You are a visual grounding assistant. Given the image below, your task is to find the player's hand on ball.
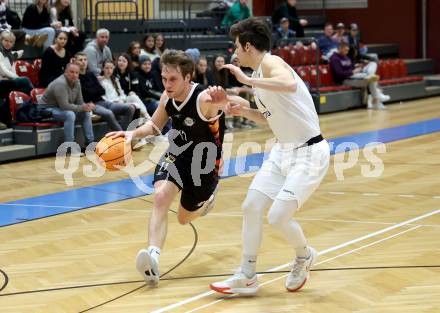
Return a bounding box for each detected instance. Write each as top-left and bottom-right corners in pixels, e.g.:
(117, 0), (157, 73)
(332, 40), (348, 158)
(106, 131), (134, 143)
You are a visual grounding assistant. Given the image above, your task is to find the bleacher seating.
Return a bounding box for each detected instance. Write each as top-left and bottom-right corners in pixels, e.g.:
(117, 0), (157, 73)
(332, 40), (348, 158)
(9, 91), (60, 127)
(15, 60), (39, 86)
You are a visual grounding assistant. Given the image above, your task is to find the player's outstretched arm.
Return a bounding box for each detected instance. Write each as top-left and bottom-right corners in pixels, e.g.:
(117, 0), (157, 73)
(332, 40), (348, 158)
(223, 56), (297, 93)
(106, 92), (169, 140)
(198, 86), (228, 120)
(227, 95), (267, 125)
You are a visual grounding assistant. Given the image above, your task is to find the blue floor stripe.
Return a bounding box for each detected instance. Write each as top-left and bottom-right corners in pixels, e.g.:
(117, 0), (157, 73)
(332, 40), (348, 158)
(1, 117), (440, 227)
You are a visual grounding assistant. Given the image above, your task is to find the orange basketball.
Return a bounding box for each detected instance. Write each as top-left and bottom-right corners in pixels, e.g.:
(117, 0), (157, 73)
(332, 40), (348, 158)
(95, 136), (132, 171)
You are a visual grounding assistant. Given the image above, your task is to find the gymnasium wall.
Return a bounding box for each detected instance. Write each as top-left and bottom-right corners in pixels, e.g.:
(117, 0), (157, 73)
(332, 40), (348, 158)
(253, 0), (440, 72)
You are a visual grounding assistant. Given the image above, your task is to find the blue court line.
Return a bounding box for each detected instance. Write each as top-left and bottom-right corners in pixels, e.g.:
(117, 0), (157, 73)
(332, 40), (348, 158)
(1, 117), (440, 227)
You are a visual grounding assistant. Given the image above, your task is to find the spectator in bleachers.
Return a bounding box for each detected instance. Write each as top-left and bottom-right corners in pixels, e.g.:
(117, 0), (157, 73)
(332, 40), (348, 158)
(221, 0), (250, 28)
(1, 0), (46, 48)
(83, 28), (112, 76)
(332, 22), (348, 45)
(212, 54), (229, 88)
(0, 30), (33, 95)
(154, 33), (165, 57)
(134, 53), (170, 134)
(150, 56), (164, 92)
(347, 23), (378, 62)
(275, 17), (296, 46)
(194, 55), (214, 87)
(330, 42), (389, 110)
(140, 34), (158, 61)
(39, 30), (70, 87)
(100, 60), (147, 120)
(21, 0), (56, 49)
(40, 63), (94, 153)
(114, 53), (139, 96)
(318, 22), (338, 61)
(51, 0), (86, 55)
(75, 52), (135, 130)
(272, 0), (308, 37)
(134, 54), (162, 117)
(127, 41), (141, 68)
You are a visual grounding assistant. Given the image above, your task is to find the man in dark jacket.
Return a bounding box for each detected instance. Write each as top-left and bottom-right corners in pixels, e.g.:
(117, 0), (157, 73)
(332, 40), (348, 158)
(272, 0), (308, 37)
(75, 52), (135, 130)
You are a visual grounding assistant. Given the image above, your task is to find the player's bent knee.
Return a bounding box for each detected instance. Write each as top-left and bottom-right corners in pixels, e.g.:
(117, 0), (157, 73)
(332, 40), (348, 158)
(154, 191), (171, 210)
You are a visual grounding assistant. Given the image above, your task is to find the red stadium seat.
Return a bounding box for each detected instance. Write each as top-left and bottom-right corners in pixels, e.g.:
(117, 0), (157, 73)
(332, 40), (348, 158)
(296, 66), (311, 84)
(30, 88), (46, 103)
(15, 60), (39, 86)
(319, 64), (334, 86)
(397, 59), (407, 77)
(390, 59), (400, 78)
(280, 47), (290, 63)
(9, 91), (60, 127)
(33, 58), (42, 75)
(294, 45), (306, 65)
(309, 65), (319, 88)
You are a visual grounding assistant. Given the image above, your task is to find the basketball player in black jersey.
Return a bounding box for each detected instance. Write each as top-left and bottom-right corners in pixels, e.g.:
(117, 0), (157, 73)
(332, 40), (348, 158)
(107, 49), (228, 286)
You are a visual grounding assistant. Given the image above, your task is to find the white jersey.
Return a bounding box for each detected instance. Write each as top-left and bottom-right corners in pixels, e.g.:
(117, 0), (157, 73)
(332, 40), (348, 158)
(252, 53), (321, 145)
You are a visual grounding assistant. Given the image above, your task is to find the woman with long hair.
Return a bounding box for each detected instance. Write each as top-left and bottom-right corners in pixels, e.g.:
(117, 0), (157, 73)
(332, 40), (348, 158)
(127, 41), (141, 68)
(194, 55), (214, 87)
(21, 0), (56, 49)
(154, 33), (165, 56)
(113, 53), (138, 96)
(39, 30), (70, 87)
(212, 54), (229, 88)
(140, 33), (158, 61)
(100, 60), (148, 119)
(51, 0), (86, 55)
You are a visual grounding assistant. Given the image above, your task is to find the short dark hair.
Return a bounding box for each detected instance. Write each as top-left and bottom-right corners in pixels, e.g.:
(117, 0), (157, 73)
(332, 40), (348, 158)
(339, 42), (349, 49)
(324, 22), (334, 28)
(229, 17), (271, 52)
(74, 51), (87, 59)
(160, 49), (195, 79)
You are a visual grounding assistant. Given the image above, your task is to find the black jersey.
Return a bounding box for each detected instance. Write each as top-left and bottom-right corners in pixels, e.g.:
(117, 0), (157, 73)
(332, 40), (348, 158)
(164, 83), (224, 162)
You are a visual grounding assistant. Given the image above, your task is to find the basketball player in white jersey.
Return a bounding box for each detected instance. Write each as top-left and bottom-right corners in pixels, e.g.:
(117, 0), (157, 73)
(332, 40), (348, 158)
(210, 17), (330, 294)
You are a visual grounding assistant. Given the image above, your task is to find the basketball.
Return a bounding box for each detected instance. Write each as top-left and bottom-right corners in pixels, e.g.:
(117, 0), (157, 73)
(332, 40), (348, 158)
(95, 136), (132, 171)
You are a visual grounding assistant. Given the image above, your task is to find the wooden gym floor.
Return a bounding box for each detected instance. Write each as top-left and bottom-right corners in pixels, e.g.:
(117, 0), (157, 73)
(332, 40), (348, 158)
(0, 97), (439, 313)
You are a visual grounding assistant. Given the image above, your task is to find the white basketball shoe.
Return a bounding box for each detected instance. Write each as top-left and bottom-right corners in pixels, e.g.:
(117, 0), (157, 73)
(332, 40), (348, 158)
(285, 246), (318, 292)
(210, 270), (259, 295)
(136, 249), (160, 286)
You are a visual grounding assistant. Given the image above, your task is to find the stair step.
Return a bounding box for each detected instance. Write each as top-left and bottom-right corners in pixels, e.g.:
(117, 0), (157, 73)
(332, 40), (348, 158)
(404, 58), (436, 75)
(425, 86), (440, 96)
(0, 144), (35, 163)
(367, 43), (399, 58)
(0, 128), (13, 146)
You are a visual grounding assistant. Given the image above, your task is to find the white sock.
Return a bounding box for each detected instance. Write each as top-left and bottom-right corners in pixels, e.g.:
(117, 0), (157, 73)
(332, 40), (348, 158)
(147, 245), (161, 264)
(241, 254), (257, 279)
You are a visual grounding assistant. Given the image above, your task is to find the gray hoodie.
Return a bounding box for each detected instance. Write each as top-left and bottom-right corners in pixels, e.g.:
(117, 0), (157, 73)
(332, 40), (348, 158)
(83, 39), (112, 76)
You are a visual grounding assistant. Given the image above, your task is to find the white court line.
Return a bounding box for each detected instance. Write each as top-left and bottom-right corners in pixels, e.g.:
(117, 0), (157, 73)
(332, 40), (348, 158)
(0, 203), (82, 209)
(184, 225), (422, 313)
(150, 209), (440, 313)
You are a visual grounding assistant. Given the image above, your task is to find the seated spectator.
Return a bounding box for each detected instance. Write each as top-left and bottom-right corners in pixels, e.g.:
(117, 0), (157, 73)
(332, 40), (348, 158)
(275, 17), (296, 46)
(39, 30), (70, 87)
(134, 54), (170, 133)
(114, 53), (139, 96)
(150, 55), (164, 92)
(83, 28), (112, 76)
(348, 23), (378, 62)
(21, 0), (56, 49)
(127, 41), (141, 68)
(134, 54), (162, 117)
(194, 55), (214, 87)
(1, 0), (46, 48)
(39, 63), (94, 154)
(330, 42), (390, 110)
(100, 60), (148, 120)
(332, 22), (349, 45)
(212, 54), (229, 88)
(318, 23), (338, 61)
(75, 52), (135, 130)
(140, 33), (158, 61)
(221, 0), (250, 28)
(51, 0), (86, 55)
(154, 33), (165, 57)
(185, 47), (200, 64)
(272, 0), (307, 37)
(0, 30), (33, 95)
